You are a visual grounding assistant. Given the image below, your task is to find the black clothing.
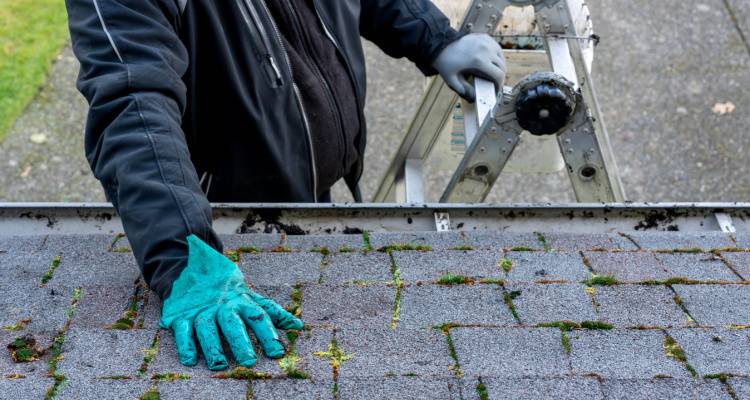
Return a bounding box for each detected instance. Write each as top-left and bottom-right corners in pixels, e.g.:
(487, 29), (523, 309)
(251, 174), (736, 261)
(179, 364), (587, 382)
(65, 0), (462, 299)
(265, 0), (361, 197)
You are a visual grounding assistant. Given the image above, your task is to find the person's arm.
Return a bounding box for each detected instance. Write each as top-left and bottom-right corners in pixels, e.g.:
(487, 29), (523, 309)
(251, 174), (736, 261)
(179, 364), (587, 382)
(359, 0), (461, 75)
(66, 0), (301, 370)
(360, 0), (506, 102)
(66, 0), (215, 299)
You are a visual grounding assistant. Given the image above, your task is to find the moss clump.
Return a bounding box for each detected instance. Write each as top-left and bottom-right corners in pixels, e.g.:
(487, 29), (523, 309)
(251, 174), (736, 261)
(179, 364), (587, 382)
(436, 273), (474, 286)
(238, 246), (261, 254)
(510, 246), (535, 252)
(378, 243), (432, 253)
(151, 373), (190, 382)
(278, 325), (309, 380)
(112, 247), (132, 253)
(476, 379), (489, 400)
(479, 278), (505, 285)
(271, 245), (293, 253)
(449, 245), (475, 251)
(535, 232), (551, 252)
(537, 320), (613, 331)
(500, 258), (513, 273)
(139, 386), (160, 400)
(213, 367), (272, 380)
(664, 335), (697, 377)
(656, 248), (704, 254)
(561, 332), (572, 355)
(338, 245), (355, 253)
(584, 274), (618, 286)
(8, 335), (43, 362)
(138, 333), (160, 376)
(285, 284), (303, 318)
(45, 287), (83, 400)
(313, 337), (353, 382)
(362, 231), (374, 252)
(2, 318), (31, 332)
(704, 373), (733, 381)
(640, 277), (703, 286)
(224, 250), (240, 263)
(41, 255), (61, 285)
(503, 290), (522, 322)
(5, 373), (25, 380)
(311, 246), (331, 256)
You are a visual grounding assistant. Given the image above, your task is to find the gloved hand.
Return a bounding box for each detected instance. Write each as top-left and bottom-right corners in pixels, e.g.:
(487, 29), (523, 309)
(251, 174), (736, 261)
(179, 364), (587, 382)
(432, 33), (506, 102)
(160, 235), (304, 370)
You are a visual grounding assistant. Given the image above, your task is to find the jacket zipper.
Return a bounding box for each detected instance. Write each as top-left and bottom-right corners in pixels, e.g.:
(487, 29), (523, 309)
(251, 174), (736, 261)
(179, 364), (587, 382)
(309, 1), (366, 189)
(236, 0), (283, 87)
(242, 0), (319, 201)
(284, 0), (347, 178)
(256, 0), (319, 202)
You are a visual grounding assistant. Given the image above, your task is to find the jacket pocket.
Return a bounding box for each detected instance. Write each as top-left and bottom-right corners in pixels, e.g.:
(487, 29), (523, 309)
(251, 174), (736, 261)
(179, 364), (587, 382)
(235, 0), (284, 88)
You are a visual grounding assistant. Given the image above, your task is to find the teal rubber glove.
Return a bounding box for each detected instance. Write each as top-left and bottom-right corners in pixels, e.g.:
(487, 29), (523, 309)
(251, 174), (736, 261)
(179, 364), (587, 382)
(160, 235), (304, 370)
(432, 33), (506, 102)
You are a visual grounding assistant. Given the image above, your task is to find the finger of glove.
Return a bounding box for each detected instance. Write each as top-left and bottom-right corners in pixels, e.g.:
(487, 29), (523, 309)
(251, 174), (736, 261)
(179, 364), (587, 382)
(249, 292), (304, 330)
(239, 302), (286, 359)
(443, 73), (468, 98)
(458, 75), (476, 103)
(476, 61), (506, 89)
(195, 309), (229, 371)
(217, 305), (258, 367)
(173, 319), (198, 367)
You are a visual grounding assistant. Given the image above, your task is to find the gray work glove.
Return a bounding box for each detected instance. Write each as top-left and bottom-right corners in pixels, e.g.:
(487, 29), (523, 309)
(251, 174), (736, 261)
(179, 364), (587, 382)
(432, 33), (506, 102)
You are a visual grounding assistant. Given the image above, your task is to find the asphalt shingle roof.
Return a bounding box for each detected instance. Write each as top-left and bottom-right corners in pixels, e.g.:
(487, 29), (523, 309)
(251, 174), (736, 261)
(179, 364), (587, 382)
(1, 231), (749, 399)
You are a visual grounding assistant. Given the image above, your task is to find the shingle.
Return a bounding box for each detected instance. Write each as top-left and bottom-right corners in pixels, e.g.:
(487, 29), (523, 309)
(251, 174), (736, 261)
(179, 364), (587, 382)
(626, 232), (734, 251)
(71, 285), (135, 329)
(451, 328), (569, 378)
(721, 252), (750, 281)
(252, 379), (334, 400)
(302, 284), (395, 328)
(0, 378), (54, 400)
(540, 233), (637, 252)
(337, 377), (457, 400)
(294, 328), (334, 381)
(596, 285), (689, 328)
(57, 328), (157, 379)
(569, 330), (691, 379)
(583, 251), (669, 282)
(52, 252), (141, 287)
(0, 251), (58, 283)
(672, 285), (750, 326)
(159, 378), (249, 400)
(219, 233), (282, 252)
(728, 378), (750, 400)
(395, 250), (504, 283)
(398, 285), (515, 329)
(240, 252), (323, 286)
(282, 234), (364, 252)
(41, 234), (117, 255)
(505, 252), (589, 283)
(55, 379), (151, 400)
(335, 327), (454, 378)
(464, 231), (542, 251)
(506, 284), (598, 325)
(321, 253), (393, 284)
(0, 283), (72, 336)
(601, 378), (731, 400)
(655, 253), (739, 282)
(668, 328), (750, 376)
(368, 231), (471, 251)
(461, 377), (603, 400)
(735, 233), (750, 249)
(0, 235), (45, 254)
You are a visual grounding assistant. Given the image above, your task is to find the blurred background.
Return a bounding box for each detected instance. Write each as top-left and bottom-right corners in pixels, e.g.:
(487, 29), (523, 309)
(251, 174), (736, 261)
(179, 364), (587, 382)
(0, 0), (748, 203)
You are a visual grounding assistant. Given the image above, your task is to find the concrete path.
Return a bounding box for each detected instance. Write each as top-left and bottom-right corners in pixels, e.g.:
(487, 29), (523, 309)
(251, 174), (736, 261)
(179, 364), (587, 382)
(1, 1), (749, 202)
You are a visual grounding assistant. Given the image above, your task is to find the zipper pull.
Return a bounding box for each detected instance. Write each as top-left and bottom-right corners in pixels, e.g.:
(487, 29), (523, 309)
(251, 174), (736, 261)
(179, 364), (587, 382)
(267, 55), (283, 87)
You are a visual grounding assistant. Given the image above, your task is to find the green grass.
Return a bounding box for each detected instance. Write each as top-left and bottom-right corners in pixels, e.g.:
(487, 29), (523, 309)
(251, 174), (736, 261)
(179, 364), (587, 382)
(436, 273), (474, 285)
(0, 0), (70, 141)
(583, 274), (619, 286)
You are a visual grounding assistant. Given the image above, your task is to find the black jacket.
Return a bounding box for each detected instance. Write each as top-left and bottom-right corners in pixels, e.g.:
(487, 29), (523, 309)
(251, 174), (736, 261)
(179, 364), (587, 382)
(65, 0), (461, 299)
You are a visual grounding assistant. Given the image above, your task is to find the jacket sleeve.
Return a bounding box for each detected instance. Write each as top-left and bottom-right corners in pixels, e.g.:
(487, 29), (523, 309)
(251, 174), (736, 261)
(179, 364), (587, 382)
(359, 0), (464, 75)
(66, 0), (221, 299)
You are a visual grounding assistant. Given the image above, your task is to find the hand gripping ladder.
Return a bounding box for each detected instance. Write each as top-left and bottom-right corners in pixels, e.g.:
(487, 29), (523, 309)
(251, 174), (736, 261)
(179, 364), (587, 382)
(372, 0), (626, 204)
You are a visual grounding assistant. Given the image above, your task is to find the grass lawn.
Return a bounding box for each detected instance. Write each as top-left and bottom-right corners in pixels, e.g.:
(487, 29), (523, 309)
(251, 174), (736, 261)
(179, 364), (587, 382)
(0, 0), (69, 141)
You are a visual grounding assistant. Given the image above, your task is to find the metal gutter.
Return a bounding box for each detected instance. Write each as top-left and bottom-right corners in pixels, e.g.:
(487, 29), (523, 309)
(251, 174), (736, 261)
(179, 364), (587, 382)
(0, 203), (748, 235)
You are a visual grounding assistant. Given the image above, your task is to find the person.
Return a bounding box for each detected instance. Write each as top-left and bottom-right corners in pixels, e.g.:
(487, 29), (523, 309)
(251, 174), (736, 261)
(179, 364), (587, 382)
(65, 0), (506, 370)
